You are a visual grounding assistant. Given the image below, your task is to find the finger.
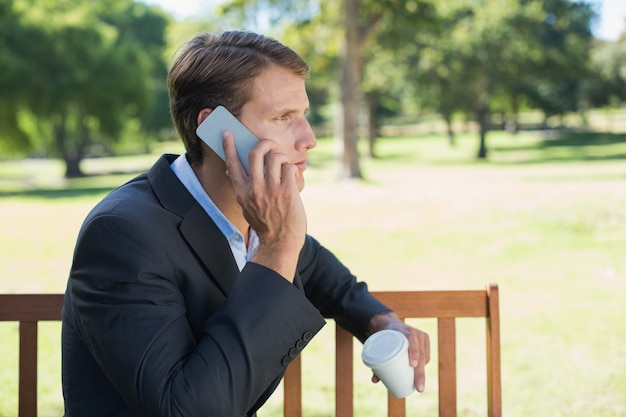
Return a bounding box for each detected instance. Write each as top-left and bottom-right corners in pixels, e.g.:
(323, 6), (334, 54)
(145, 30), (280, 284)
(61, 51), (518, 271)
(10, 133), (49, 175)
(264, 151), (290, 186)
(280, 158), (300, 189)
(414, 358), (426, 393)
(246, 139), (275, 183)
(371, 372), (380, 384)
(222, 131), (247, 183)
(413, 332), (430, 393)
(423, 332), (431, 365)
(406, 330), (427, 392)
(407, 331), (421, 369)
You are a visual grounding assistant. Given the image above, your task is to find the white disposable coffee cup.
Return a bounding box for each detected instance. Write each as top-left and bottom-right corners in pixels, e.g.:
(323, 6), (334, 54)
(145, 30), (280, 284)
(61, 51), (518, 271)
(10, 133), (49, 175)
(361, 329), (415, 398)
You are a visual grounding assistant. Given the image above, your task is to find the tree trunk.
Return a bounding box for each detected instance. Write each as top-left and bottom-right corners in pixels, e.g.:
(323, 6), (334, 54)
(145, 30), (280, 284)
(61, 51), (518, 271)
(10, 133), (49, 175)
(442, 112), (455, 147)
(476, 100), (489, 159)
(53, 111), (87, 178)
(366, 92), (377, 158)
(476, 66), (490, 159)
(506, 93), (520, 134)
(338, 0), (362, 179)
(64, 156), (84, 178)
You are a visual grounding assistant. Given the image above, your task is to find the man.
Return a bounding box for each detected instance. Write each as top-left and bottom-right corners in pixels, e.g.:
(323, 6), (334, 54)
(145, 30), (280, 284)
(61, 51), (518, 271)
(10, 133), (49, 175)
(62, 30), (430, 417)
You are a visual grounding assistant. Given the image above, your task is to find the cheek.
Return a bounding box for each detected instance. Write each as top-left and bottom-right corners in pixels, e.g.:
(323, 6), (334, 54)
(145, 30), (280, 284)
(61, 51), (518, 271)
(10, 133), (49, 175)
(277, 135), (294, 151)
(257, 125), (290, 149)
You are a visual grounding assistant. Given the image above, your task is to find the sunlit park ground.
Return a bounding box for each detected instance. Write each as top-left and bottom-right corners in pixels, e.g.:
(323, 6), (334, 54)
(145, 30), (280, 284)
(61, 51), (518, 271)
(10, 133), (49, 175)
(1, 111), (625, 416)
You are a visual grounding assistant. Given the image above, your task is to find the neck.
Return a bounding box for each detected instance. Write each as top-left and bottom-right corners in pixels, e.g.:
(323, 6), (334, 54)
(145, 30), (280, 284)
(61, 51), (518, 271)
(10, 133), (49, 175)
(191, 155), (250, 241)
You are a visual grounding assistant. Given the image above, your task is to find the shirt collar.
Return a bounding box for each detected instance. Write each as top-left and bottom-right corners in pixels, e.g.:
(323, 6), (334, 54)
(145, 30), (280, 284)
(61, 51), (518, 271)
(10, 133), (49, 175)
(170, 154), (257, 270)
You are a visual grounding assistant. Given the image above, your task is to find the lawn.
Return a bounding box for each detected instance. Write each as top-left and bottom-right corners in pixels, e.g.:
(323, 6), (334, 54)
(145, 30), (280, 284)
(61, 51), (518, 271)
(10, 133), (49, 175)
(1, 129), (625, 416)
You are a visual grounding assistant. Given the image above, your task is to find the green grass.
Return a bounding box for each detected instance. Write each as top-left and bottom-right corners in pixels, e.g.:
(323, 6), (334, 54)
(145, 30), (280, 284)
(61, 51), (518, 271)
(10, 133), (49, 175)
(1, 129), (625, 416)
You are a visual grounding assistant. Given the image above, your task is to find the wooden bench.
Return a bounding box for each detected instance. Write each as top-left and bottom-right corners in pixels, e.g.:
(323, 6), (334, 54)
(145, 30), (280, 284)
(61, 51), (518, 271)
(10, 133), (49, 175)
(0, 284), (500, 417)
(0, 293), (64, 417)
(284, 284), (502, 417)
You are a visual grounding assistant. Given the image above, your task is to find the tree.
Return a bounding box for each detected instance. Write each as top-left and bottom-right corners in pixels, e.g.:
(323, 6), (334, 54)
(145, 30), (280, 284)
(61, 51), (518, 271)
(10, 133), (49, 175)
(334, 0), (438, 177)
(400, 5), (477, 146)
(505, 0), (595, 124)
(359, 1), (438, 156)
(218, 0), (437, 178)
(192, 0), (598, 165)
(408, 0), (595, 159)
(584, 36), (626, 109)
(0, 0), (169, 177)
(338, 0), (363, 177)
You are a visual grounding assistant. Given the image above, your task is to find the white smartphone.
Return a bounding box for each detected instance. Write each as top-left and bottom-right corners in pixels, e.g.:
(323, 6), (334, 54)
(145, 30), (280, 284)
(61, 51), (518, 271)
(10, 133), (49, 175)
(195, 105), (259, 173)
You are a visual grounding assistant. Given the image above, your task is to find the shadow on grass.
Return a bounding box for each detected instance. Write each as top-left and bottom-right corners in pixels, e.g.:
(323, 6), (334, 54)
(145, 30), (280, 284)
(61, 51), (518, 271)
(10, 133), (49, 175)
(540, 131), (626, 147)
(493, 152), (626, 165)
(0, 186), (117, 199)
(337, 130), (626, 169)
(0, 168), (146, 199)
(490, 131), (626, 161)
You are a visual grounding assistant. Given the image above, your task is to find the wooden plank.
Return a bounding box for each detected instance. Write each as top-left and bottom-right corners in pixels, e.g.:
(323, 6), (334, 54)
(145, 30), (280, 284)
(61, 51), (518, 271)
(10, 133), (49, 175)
(371, 291), (487, 318)
(0, 294), (64, 321)
(283, 356), (302, 417)
(387, 393), (406, 417)
(336, 326), (353, 417)
(438, 318), (457, 417)
(19, 321), (38, 417)
(486, 284), (502, 417)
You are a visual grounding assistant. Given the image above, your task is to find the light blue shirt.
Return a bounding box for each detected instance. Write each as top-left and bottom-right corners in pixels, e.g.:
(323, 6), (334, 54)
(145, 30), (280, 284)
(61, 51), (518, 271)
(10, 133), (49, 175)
(170, 154), (258, 271)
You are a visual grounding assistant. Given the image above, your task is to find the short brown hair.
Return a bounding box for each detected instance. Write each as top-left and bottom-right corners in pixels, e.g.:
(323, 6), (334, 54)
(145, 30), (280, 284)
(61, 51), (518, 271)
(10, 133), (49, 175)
(167, 30), (310, 164)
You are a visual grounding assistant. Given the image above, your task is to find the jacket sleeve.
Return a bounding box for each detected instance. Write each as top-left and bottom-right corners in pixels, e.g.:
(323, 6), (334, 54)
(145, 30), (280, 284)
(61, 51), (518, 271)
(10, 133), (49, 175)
(66, 213), (326, 417)
(297, 235), (392, 342)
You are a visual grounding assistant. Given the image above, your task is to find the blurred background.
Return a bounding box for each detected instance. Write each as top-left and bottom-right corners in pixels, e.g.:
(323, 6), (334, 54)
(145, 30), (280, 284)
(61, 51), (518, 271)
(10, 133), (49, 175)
(1, 0), (625, 416)
(1, 0), (625, 178)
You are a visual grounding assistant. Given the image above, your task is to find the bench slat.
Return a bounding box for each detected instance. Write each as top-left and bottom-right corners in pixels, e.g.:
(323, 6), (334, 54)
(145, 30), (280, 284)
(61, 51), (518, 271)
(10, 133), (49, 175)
(19, 322), (38, 417)
(0, 294), (64, 321)
(438, 317), (457, 417)
(372, 291), (488, 318)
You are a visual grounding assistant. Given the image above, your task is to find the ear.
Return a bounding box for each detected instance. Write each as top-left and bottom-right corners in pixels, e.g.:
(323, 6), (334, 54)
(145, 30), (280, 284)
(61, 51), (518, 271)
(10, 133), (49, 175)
(197, 108), (214, 126)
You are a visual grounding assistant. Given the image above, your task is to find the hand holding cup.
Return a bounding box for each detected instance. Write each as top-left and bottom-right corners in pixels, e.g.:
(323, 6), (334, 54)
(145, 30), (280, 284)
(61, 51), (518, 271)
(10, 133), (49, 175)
(362, 329), (415, 398)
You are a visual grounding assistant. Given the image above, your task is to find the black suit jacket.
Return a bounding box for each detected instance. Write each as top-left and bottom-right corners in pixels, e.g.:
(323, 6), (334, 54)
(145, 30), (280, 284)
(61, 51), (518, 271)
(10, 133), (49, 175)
(62, 154), (390, 417)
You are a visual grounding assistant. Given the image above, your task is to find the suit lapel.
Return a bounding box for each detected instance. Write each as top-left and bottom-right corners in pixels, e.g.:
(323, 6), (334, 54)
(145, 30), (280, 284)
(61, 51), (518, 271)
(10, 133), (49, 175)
(179, 204), (240, 294)
(293, 271), (305, 293)
(147, 154), (239, 296)
(146, 154), (304, 296)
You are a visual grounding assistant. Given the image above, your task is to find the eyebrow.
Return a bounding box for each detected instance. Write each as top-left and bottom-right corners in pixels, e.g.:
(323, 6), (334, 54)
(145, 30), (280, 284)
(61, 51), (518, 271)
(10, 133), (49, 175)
(271, 106), (310, 117)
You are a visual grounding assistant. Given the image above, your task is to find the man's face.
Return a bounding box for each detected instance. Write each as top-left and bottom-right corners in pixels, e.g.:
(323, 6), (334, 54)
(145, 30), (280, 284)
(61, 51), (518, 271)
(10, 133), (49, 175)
(238, 65), (317, 192)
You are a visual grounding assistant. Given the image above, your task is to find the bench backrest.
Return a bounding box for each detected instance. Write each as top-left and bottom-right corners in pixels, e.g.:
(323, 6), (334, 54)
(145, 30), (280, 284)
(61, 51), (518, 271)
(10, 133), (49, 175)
(0, 285), (501, 417)
(0, 294), (64, 417)
(283, 284), (502, 417)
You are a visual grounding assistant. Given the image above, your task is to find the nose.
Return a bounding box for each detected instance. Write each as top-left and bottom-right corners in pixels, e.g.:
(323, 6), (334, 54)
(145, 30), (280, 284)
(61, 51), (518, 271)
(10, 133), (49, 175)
(296, 118), (317, 151)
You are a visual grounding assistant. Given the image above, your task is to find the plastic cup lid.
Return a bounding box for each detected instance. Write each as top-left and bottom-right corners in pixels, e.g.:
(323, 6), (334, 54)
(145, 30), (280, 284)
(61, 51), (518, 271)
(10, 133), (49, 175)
(361, 329), (408, 368)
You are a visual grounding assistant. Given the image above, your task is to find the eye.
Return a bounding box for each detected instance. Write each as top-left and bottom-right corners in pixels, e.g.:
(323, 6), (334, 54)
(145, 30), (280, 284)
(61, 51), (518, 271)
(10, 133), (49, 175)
(276, 113), (290, 121)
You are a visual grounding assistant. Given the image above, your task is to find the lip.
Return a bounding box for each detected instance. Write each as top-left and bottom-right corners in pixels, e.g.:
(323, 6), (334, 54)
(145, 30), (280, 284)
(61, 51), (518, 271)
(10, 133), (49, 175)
(295, 160), (307, 170)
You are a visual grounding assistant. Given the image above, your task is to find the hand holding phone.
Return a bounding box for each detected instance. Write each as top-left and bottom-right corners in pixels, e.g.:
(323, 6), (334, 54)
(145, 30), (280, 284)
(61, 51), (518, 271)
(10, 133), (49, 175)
(195, 106), (259, 173)
(211, 106), (307, 282)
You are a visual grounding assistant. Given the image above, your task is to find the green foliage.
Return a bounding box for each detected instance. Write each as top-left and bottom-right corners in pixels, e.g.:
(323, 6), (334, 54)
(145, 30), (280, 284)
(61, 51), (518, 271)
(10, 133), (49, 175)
(238, 1), (602, 140)
(585, 36), (626, 108)
(2, 0), (623, 169)
(411, 0), (595, 116)
(0, 0), (169, 176)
